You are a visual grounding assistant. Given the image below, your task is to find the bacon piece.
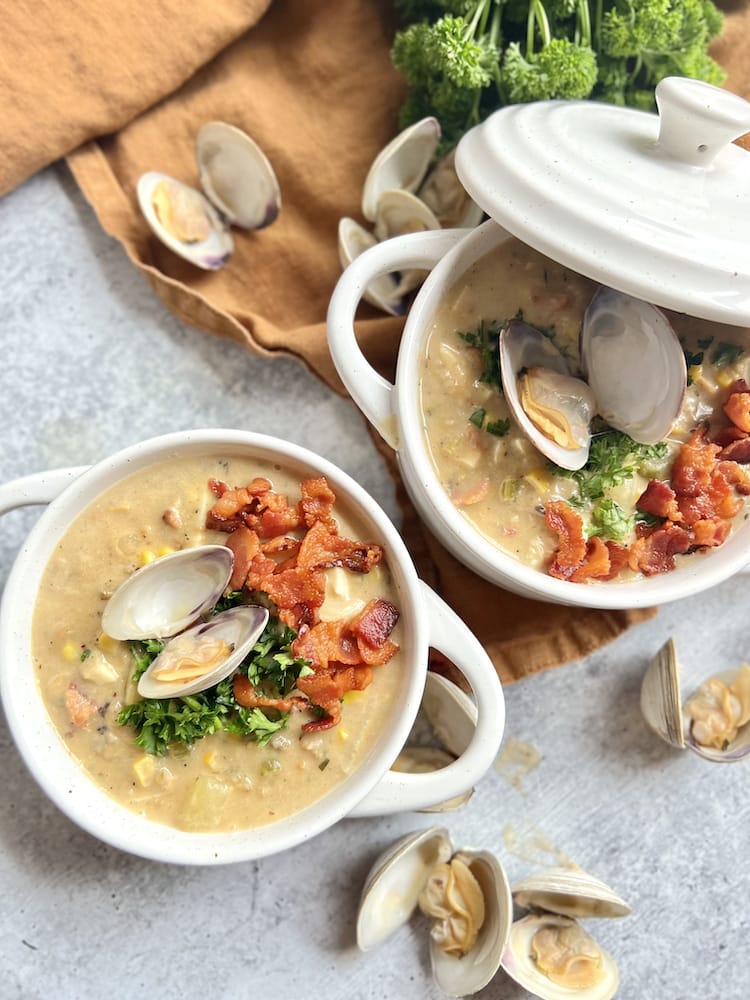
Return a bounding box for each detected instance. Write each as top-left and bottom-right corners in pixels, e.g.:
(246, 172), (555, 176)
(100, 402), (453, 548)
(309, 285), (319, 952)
(261, 567), (326, 630)
(261, 535), (301, 556)
(451, 479), (491, 508)
(720, 439), (750, 465)
(232, 674), (308, 713)
(245, 552), (280, 591)
(292, 619), (362, 671)
(724, 380), (750, 433)
(545, 501), (587, 580)
(64, 683), (99, 727)
(602, 542), (630, 581)
(628, 522), (692, 575)
(671, 427), (721, 499)
(692, 518), (731, 548)
(225, 526), (260, 590)
(718, 459), (750, 493)
(297, 519), (383, 575)
(351, 599), (400, 664)
(570, 537), (611, 583)
(297, 666), (373, 732)
(206, 478), (275, 531)
(208, 477), (229, 497)
(713, 425), (747, 449)
(299, 476), (337, 529)
(636, 480), (681, 522)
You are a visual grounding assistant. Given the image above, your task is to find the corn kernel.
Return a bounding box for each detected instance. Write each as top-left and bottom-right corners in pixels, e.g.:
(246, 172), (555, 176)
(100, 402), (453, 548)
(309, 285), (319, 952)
(133, 755), (156, 787)
(688, 364), (702, 384)
(524, 469), (551, 493)
(203, 751), (219, 771)
(157, 545), (174, 557)
(342, 690), (364, 705)
(62, 641), (77, 662)
(98, 632), (118, 654)
(139, 549), (156, 566)
(716, 369), (736, 389)
(337, 727), (350, 743)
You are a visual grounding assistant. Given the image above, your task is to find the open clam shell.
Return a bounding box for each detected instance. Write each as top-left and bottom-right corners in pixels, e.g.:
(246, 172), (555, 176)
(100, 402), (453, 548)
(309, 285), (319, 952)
(580, 287), (686, 444)
(373, 188), (441, 243)
(642, 638), (750, 762)
(500, 319), (595, 471)
(101, 544), (234, 641)
(501, 913), (620, 1000)
(418, 149), (484, 229)
(196, 121), (281, 230)
(137, 604), (269, 699)
(137, 172), (233, 270)
(361, 117), (441, 223)
(337, 217), (405, 316)
(356, 827), (512, 997)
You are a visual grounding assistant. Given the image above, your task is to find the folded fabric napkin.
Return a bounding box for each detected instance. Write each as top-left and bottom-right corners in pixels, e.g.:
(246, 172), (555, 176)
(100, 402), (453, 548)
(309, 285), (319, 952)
(5, 0), (748, 682)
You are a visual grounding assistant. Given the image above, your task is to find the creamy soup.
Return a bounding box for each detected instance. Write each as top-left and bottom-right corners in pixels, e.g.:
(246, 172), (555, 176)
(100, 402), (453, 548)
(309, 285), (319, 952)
(419, 237), (750, 581)
(32, 455), (404, 832)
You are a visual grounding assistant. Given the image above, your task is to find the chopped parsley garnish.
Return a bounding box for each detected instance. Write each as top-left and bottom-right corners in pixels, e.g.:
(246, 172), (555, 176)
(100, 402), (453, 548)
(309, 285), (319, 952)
(458, 320), (504, 393)
(711, 342), (744, 367)
(80, 647), (92, 662)
(468, 407), (510, 438)
(117, 613), (311, 756)
(551, 430), (669, 506)
(587, 498), (634, 543)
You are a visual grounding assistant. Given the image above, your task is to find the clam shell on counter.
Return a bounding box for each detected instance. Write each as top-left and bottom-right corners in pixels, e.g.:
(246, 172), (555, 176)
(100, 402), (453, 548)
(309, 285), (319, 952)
(356, 828), (629, 999)
(138, 122), (281, 269)
(641, 638), (750, 762)
(338, 217), (405, 316)
(101, 545), (234, 640)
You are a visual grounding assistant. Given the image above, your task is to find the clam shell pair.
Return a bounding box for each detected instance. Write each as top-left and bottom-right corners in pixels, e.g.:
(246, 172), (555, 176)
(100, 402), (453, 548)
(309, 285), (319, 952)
(357, 827), (630, 999)
(137, 122), (281, 270)
(101, 545), (268, 698)
(339, 118), (483, 315)
(500, 288), (687, 471)
(641, 638), (750, 762)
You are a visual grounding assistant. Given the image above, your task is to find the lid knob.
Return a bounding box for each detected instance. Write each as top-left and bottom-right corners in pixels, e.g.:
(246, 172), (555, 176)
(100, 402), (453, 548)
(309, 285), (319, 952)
(655, 76), (750, 167)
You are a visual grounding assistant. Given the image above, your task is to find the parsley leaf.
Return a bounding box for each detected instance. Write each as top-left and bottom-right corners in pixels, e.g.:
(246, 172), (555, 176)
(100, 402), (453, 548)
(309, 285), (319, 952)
(129, 639), (165, 681)
(458, 320), (504, 393)
(711, 342), (744, 367)
(587, 498), (634, 542)
(551, 430), (669, 506)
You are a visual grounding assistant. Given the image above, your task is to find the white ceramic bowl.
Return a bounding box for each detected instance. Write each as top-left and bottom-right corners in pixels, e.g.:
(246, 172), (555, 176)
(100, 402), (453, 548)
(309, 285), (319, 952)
(326, 222), (750, 609)
(0, 430), (505, 865)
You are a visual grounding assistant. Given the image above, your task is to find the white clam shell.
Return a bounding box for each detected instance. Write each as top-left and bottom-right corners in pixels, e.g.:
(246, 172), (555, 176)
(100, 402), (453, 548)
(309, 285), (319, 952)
(500, 319), (593, 471)
(102, 545), (234, 640)
(137, 604), (269, 699)
(643, 639), (750, 762)
(372, 188), (441, 242)
(418, 149), (484, 229)
(501, 913), (619, 1000)
(430, 849), (513, 998)
(580, 287), (686, 444)
(195, 121), (281, 230)
(362, 117), (441, 222)
(338, 217), (405, 316)
(356, 826), (452, 951)
(136, 171), (233, 270)
(421, 670), (478, 759)
(511, 867), (631, 920)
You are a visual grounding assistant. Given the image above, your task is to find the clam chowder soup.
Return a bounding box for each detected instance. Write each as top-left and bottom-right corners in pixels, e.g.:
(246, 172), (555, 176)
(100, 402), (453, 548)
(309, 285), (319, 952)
(419, 237), (750, 582)
(32, 456), (404, 832)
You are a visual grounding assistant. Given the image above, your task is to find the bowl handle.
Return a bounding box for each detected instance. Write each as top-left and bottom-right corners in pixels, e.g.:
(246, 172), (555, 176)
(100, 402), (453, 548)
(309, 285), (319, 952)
(327, 228), (470, 448)
(348, 581), (505, 817)
(0, 467), (90, 516)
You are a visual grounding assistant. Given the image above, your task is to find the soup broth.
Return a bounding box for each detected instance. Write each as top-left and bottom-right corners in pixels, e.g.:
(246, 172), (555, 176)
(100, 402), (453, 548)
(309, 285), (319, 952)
(32, 455), (404, 833)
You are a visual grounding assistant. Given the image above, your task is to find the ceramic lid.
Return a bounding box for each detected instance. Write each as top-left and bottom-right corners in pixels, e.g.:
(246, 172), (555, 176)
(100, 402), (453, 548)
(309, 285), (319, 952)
(455, 77), (750, 325)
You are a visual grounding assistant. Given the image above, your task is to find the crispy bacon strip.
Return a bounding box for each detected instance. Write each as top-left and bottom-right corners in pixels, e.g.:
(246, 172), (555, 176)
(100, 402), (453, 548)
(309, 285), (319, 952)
(225, 526), (260, 590)
(299, 476), (337, 529)
(232, 674), (308, 713)
(545, 501), (587, 580)
(720, 438), (750, 465)
(297, 666), (373, 732)
(569, 536), (611, 583)
(724, 379), (750, 433)
(296, 519), (384, 575)
(64, 683), (99, 728)
(636, 480), (682, 521)
(628, 522), (692, 576)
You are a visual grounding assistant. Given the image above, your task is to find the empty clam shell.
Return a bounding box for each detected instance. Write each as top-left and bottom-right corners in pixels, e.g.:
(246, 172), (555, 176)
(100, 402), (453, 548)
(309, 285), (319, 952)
(101, 545), (234, 641)
(137, 604), (269, 699)
(421, 670), (478, 759)
(580, 287), (686, 444)
(642, 638), (750, 762)
(501, 913), (620, 1000)
(196, 121), (281, 230)
(500, 319), (595, 471)
(362, 117), (441, 222)
(137, 172), (233, 270)
(373, 188), (441, 243)
(418, 149), (484, 229)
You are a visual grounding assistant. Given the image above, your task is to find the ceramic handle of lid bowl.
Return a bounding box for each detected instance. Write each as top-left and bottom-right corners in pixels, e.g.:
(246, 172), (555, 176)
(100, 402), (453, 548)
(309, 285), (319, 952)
(655, 77), (750, 167)
(348, 581), (505, 818)
(326, 228), (470, 449)
(0, 467), (90, 516)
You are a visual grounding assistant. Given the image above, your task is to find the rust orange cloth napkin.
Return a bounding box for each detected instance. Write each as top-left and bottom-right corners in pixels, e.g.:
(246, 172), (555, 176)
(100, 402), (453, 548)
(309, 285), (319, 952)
(6, 1), (748, 682)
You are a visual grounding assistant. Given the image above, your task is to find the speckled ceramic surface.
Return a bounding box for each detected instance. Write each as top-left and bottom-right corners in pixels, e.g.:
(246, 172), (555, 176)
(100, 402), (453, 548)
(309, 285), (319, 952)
(1, 166), (748, 1000)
